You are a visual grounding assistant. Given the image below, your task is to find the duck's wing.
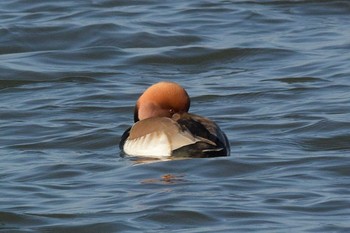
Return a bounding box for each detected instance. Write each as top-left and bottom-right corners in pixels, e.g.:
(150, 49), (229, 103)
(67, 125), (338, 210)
(172, 113), (230, 157)
(120, 117), (198, 158)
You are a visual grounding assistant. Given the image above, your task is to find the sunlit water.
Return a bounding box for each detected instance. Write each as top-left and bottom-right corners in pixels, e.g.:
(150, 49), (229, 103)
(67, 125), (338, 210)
(1, 1), (350, 232)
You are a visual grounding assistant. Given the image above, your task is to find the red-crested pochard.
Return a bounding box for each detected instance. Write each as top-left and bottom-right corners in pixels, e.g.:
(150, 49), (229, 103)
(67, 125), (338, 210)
(119, 82), (230, 158)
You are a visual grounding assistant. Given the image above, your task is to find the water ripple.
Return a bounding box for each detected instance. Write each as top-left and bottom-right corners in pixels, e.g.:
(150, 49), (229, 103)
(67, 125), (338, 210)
(130, 46), (295, 65)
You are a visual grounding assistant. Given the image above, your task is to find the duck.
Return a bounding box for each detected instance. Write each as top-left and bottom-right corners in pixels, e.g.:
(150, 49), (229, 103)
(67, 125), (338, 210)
(119, 81), (230, 158)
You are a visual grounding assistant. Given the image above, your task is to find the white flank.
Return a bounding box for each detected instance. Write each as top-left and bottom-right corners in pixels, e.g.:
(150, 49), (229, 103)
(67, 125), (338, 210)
(124, 132), (172, 158)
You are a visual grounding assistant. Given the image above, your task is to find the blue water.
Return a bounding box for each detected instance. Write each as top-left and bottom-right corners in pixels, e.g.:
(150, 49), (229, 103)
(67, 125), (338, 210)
(1, 1), (350, 232)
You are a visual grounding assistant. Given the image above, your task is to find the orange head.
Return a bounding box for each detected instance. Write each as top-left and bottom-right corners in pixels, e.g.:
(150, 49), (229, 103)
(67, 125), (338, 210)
(134, 82), (190, 122)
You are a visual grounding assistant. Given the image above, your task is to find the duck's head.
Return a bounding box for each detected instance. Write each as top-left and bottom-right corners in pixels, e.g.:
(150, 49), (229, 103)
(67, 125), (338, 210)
(134, 82), (190, 122)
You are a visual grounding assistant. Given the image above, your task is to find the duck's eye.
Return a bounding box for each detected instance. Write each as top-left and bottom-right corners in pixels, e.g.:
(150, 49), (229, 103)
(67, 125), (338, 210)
(169, 109), (175, 114)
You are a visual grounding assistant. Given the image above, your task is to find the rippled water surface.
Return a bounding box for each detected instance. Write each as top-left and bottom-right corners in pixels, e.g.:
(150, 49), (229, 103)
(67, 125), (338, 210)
(1, 1), (350, 232)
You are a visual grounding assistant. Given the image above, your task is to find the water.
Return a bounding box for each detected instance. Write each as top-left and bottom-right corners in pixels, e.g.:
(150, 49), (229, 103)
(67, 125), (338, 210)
(1, 0), (350, 232)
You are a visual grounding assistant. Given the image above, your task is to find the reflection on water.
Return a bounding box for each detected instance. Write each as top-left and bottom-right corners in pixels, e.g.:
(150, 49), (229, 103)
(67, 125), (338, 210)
(1, 0), (350, 232)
